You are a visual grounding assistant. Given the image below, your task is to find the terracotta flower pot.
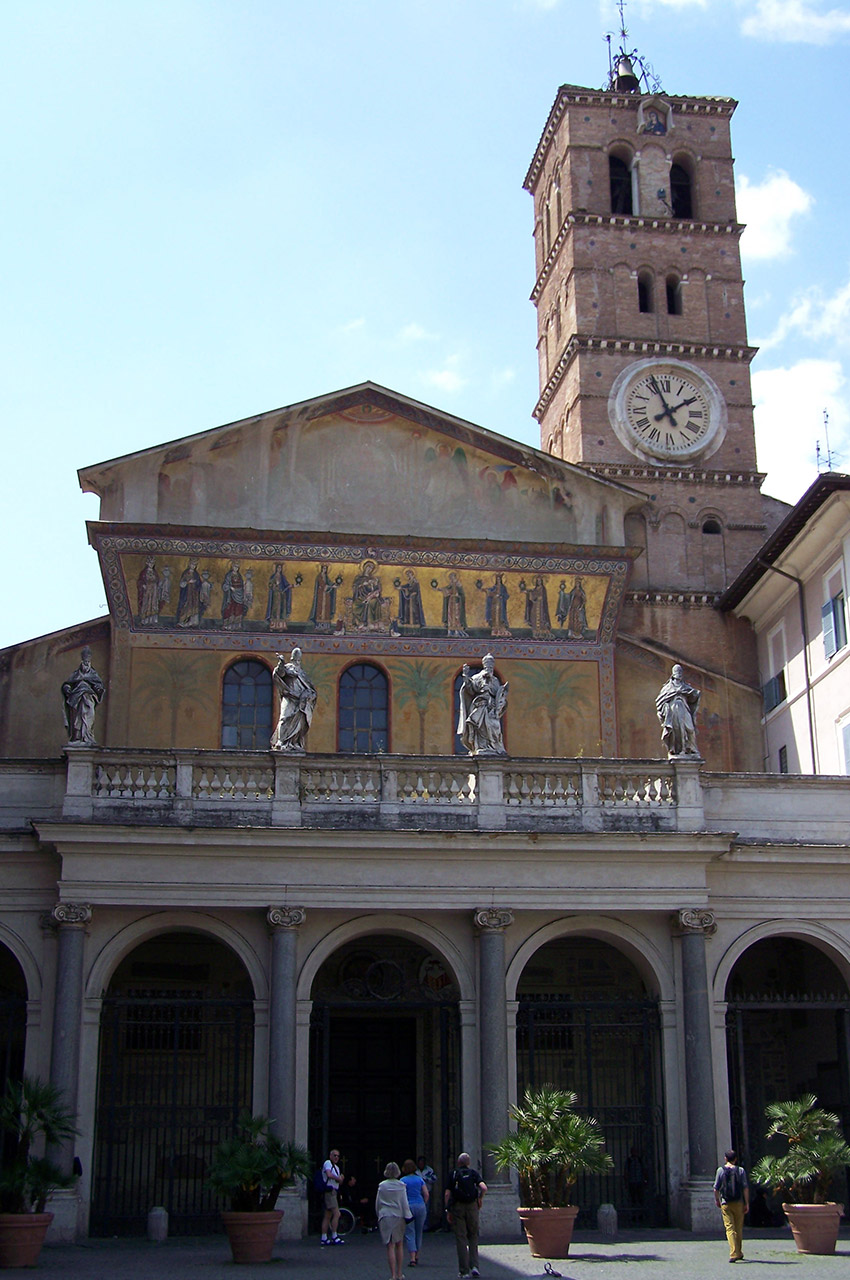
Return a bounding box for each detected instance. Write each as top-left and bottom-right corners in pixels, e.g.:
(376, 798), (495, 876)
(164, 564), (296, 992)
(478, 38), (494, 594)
(517, 1205), (579, 1258)
(782, 1203), (844, 1255)
(221, 1209), (284, 1263)
(0, 1212), (54, 1269)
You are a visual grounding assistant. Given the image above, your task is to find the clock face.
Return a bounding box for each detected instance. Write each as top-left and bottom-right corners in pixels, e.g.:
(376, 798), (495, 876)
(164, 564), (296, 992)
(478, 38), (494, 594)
(608, 359), (727, 463)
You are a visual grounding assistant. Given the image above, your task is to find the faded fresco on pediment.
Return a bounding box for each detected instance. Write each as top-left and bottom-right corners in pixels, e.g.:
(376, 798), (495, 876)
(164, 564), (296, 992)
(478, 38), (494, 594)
(152, 407), (584, 540)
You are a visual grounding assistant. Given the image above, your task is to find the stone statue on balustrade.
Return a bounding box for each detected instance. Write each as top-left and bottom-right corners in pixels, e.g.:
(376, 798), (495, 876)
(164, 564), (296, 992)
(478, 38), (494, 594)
(655, 664), (701, 759)
(458, 653), (508, 757)
(62, 646), (105, 746)
(271, 647), (318, 753)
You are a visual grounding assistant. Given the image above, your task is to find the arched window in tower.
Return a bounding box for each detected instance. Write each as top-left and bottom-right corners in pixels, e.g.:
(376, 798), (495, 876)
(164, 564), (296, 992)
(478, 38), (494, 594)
(338, 662), (389, 754)
(701, 518), (726, 591)
(670, 162), (694, 219)
(666, 274), (683, 316)
(609, 154), (633, 216)
(637, 270), (654, 313)
(221, 659), (273, 750)
(553, 165), (563, 234)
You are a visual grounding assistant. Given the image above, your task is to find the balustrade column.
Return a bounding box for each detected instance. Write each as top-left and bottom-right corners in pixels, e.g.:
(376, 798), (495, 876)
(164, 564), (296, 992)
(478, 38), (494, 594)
(267, 907), (306, 1141)
(474, 908), (513, 1183)
(676, 908), (718, 1178)
(48, 903), (91, 1176)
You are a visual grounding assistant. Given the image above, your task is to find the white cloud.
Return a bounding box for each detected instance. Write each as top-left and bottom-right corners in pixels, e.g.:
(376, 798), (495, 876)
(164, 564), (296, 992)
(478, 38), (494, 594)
(741, 0), (850, 43)
(757, 273), (850, 351)
(338, 317), (366, 334)
(398, 322), (437, 343)
(421, 354), (467, 394)
(736, 170), (813, 259)
(491, 367), (517, 390)
(753, 358), (849, 501)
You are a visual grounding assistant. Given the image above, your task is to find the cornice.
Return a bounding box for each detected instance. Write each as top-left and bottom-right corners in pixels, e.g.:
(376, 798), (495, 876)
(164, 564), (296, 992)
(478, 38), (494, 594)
(626, 589), (721, 607)
(523, 86), (736, 193)
(586, 462), (766, 488)
(534, 336), (758, 421)
(531, 213), (744, 304)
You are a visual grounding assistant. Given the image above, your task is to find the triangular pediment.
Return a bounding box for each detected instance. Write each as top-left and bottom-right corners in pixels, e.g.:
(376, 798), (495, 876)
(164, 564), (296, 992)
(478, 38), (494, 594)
(79, 382), (640, 546)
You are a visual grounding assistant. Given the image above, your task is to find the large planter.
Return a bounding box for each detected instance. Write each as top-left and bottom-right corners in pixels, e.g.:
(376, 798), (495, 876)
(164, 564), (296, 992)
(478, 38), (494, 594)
(518, 1205), (579, 1258)
(0, 1213), (54, 1268)
(782, 1203), (843, 1255)
(221, 1209), (284, 1263)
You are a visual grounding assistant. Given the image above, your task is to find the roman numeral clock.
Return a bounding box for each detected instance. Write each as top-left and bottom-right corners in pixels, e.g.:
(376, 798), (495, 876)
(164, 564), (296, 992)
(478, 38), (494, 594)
(608, 358), (727, 464)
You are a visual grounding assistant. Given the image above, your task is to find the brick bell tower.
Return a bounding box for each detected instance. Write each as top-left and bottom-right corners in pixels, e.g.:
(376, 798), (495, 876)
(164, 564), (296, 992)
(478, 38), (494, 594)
(523, 46), (770, 600)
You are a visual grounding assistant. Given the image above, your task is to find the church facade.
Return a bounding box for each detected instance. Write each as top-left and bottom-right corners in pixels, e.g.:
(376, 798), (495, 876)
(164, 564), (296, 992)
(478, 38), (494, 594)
(2, 62), (850, 1244)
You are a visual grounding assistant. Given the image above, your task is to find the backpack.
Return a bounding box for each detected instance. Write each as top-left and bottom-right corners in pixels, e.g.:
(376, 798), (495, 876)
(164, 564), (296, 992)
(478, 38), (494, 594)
(451, 1167), (480, 1203)
(722, 1166), (742, 1202)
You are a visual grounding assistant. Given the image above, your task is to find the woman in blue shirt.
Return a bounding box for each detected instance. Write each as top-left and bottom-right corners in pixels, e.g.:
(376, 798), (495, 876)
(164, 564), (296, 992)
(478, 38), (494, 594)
(400, 1158), (429, 1267)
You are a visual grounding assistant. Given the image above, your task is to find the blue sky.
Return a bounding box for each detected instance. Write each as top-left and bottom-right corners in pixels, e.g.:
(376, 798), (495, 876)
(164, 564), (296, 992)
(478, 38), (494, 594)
(3, 0), (850, 650)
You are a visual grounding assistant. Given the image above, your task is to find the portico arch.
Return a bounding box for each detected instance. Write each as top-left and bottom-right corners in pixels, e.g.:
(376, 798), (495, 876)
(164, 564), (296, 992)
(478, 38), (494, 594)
(721, 926), (850, 1172)
(0, 941), (28, 1092)
(511, 920), (669, 1226)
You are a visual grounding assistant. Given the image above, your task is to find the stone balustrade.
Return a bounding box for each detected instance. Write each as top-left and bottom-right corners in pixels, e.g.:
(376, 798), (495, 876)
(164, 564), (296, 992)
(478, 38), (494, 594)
(50, 747), (704, 832)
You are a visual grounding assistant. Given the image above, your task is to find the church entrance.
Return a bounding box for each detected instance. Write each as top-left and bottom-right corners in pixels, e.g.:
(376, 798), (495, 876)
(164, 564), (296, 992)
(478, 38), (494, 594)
(0, 944), (26, 1095)
(90, 932), (254, 1236)
(725, 936), (850, 1186)
(516, 937), (667, 1226)
(308, 935), (460, 1228)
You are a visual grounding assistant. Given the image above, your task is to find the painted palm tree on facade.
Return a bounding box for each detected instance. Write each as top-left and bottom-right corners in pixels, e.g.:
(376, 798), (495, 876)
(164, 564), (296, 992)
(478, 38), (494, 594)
(133, 654), (217, 746)
(512, 661), (596, 756)
(389, 659), (451, 753)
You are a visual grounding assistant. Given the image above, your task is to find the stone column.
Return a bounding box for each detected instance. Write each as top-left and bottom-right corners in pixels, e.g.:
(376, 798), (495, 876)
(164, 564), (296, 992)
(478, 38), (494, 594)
(474, 908), (519, 1236)
(674, 907), (719, 1230)
(47, 902), (91, 1243)
(267, 907), (306, 1143)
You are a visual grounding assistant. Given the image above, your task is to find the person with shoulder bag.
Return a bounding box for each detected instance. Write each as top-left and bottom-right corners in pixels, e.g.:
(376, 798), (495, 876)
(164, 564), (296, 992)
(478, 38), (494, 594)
(713, 1148), (750, 1262)
(444, 1152), (487, 1279)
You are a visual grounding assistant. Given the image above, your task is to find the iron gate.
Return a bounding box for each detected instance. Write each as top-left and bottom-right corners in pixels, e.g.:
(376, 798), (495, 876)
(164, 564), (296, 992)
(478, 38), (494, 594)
(517, 999), (667, 1226)
(0, 994), (26, 1093)
(91, 994), (254, 1236)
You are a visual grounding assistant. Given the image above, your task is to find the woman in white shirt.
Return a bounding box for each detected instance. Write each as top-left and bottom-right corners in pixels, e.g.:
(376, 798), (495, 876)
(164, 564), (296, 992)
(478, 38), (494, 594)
(375, 1162), (411, 1280)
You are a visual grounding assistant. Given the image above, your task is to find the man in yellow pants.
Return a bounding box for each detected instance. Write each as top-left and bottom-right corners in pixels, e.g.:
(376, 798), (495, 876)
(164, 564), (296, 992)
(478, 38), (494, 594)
(713, 1149), (750, 1262)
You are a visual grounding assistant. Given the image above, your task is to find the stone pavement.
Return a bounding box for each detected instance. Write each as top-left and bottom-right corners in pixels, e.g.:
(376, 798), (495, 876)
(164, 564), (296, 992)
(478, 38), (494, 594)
(29, 1227), (850, 1279)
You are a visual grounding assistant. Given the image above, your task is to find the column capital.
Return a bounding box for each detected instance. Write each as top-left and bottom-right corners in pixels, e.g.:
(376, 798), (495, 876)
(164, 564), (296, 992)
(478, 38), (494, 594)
(51, 902), (92, 928)
(474, 908), (514, 933)
(267, 906), (306, 931)
(674, 907), (716, 937)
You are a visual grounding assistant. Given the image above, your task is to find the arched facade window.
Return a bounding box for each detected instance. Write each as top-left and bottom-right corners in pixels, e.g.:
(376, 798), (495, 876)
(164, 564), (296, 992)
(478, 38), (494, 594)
(609, 154), (633, 216)
(221, 659), (273, 749)
(670, 162), (694, 219)
(338, 663), (389, 754)
(637, 270), (654, 313)
(666, 274), (683, 316)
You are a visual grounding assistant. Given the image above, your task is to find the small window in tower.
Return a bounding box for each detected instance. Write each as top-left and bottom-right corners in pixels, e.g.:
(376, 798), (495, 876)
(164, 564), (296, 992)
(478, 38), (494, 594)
(702, 519), (721, 535)
(666, 275), (683, 316)
(670, 163), (694, 219)
(637, 270), (654, 313)
(609, 155), (633, 216)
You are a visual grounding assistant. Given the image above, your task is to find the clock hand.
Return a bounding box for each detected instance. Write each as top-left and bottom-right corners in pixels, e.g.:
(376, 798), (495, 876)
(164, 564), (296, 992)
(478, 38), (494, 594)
(648, 376), (677, 426)
(667, 395), (699, 413)
(654, 394), (700, 423)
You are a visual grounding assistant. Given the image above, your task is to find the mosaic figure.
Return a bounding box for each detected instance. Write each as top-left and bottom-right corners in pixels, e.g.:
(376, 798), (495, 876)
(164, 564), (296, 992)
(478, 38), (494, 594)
(271, 647), (318, 753)
(310, 563), (337, 632)
(521, 575), (553, 639)
(479, 573), (511, 637)
(176, 559), (203, 628)
(62, 646), (105, 746)
(221, 562), (248, 630)
(350, 560), (389, 632)
(136, 557), (161, 625)
(656, 664), (701, 758)
(432, 572), (468, 637)
(266, 563), (292, 631)
(557, 576), (588, 638)
(397, 569), (426, 630)
(457, 654), (508, 757)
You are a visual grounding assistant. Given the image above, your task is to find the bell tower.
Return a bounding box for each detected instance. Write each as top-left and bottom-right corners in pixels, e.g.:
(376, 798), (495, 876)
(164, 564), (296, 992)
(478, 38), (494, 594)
(523, 45), (768, 595)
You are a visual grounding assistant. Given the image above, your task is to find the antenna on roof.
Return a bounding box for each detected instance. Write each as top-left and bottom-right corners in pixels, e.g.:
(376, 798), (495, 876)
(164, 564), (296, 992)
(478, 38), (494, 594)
(816, 408), (840, 473)
(604, 0), (662, 94)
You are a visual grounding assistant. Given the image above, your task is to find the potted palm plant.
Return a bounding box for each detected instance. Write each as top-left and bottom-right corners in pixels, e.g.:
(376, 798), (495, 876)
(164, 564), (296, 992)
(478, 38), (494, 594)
(0, 1076), (78, 1268)
(489, 1085), (614, 1259)
(207, 1111), (311, 1263)
(751, 1093), (850, 1255)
